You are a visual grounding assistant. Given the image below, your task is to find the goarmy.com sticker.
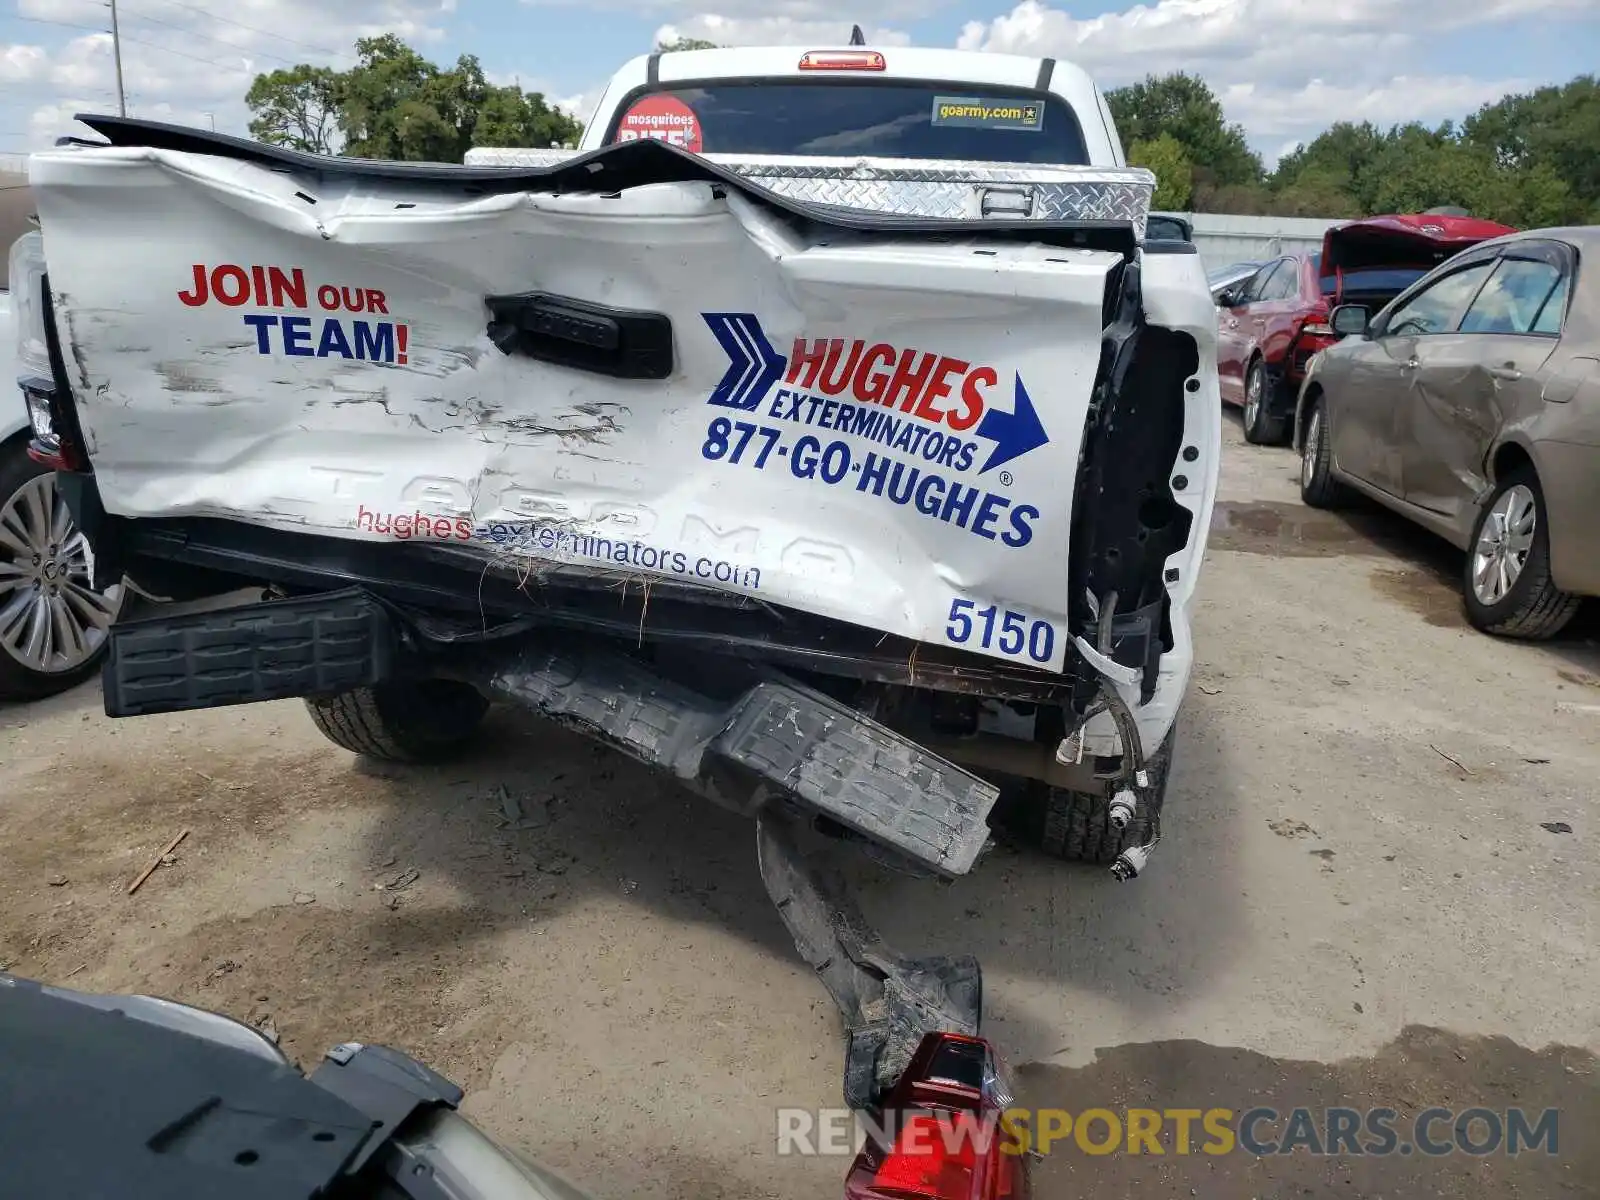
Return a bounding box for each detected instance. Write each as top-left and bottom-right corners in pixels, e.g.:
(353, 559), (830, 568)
(930, 96), (1044, 132)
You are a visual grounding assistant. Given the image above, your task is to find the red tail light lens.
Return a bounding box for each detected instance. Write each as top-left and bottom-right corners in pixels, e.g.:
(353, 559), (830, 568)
(844, 1033), (1028, 1200)
(869, 1114), (980, 1196)
(799, 50), (886, 71)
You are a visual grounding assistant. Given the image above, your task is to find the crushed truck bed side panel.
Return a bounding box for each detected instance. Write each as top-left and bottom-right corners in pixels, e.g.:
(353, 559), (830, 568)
(33, 145), (1121, 671)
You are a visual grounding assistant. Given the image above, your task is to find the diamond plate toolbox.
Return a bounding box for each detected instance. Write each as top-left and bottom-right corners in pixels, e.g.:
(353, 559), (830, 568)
(463, 147), (1156, 238)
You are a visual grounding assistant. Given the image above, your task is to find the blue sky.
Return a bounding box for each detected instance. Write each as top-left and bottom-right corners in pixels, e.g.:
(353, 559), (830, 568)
(2, 0), (1596, 165)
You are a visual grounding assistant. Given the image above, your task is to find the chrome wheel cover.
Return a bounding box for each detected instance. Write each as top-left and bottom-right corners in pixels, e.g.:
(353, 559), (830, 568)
(1302, 409), (1320, 489)
(0, 470), (124, 674)
(1470, 483), (1536, 607)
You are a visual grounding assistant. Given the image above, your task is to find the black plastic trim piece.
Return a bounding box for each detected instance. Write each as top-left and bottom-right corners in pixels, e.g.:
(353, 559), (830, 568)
(485, 291), (673, 378)
(489, 649), (999, 877)
(1069, 260), (1197, 702)
(308, 1044), (462, 1177)
(38, 277), (90, 459)
(646, 51), (661, 85)
(73, 114), (1136, 257)
(108, 518), (1083, 701)
(0, 974), (373, 1200)
(1035, 57), (1055, 90)
(102, 586), (397, 717)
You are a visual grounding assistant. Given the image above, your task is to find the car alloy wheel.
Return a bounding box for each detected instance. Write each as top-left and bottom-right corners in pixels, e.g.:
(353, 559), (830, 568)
(1469, 482), (1536, 606)
(0, 469), (123, 677)
(1244, 365), (1262, 431)
(1301, 409), (1320, 489)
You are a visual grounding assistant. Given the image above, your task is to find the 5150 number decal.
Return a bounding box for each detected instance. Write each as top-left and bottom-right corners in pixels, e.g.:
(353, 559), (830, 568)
(945, 598), (1057, 664)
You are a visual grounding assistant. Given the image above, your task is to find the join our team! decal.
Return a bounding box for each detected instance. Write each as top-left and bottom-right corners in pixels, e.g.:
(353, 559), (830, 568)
(700, 312), (1050, 551)
(177, 263), (409, 365)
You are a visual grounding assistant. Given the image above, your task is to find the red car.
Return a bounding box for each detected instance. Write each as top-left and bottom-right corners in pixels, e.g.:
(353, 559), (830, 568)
(1216, 213), (1517, 444)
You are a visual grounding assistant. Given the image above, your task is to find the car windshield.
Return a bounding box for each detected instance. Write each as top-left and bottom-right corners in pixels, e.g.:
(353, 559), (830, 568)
(607, 81), (1090, 164)
(1309, 253), (1430, 299)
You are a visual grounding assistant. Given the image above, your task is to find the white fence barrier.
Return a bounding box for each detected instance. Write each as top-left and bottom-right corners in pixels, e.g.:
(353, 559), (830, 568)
(1155, 211), (1353, 271)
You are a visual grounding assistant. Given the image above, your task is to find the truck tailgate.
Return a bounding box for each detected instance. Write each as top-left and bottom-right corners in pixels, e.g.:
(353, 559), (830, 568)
(31, 137), (1127, 672)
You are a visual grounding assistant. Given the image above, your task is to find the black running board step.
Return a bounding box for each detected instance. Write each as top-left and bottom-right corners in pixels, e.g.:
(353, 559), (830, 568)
(103, 588), (397, 718)
(490, 644), (998, 878)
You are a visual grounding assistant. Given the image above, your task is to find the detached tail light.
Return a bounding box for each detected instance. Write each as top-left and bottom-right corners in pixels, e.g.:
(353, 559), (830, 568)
(845, 1033), (1028, 1200)
(799, 50), (886, 71)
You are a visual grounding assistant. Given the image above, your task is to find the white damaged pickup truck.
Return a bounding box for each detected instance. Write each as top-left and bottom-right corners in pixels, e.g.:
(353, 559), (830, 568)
(14, 42), (1220, 1105)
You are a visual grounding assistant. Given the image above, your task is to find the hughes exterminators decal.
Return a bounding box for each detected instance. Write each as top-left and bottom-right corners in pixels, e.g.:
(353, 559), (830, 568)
(177, 263), (409, 365)
(700, 313), (1049, 551)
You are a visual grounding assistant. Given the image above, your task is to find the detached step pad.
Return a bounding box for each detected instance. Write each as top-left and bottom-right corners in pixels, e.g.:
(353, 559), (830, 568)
(715, 682), (1000, 877)
(103, 588), (395, 717)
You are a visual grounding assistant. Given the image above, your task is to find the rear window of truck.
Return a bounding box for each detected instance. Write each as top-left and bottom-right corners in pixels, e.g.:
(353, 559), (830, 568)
(608, 81), (1089, 165)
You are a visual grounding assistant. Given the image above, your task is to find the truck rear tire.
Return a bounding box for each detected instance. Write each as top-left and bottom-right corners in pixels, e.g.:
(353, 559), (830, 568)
(1000, 722), (1176, 864)
(304, 680), (489, 762)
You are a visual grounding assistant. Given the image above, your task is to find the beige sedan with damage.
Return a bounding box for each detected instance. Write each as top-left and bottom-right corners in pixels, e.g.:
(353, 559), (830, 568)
(1293, 225), (1600, 639)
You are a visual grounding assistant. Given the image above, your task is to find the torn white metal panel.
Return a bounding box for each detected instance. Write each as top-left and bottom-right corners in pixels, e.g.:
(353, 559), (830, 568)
(32, 145), (1120, 672)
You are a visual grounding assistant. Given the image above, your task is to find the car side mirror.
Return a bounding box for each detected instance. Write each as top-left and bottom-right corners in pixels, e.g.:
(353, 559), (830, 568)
(1330, 304), (1370, 337)
(1216, 289), (1236, 308)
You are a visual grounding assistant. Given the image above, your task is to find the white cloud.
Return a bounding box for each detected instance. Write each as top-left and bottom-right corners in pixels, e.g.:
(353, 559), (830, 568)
(554, 91), (600, 121)
(655, 15), (911, 47)
(0, 43), (49, 85)
(954, 0), (1594, 151)
(18, 0), (106, 20)
(21, 0), (452, 149)
(956, 0), (1591, 72)
(529, 0), (927, 17)
(11, 0), (1590, 158)
(1222, 75), (1536, 141)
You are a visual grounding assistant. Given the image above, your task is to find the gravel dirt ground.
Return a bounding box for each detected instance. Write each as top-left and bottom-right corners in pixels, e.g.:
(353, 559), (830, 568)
(2, 416), (1596, 1199)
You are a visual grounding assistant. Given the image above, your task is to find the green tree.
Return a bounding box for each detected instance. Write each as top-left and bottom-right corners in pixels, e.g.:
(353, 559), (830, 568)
(1127, 133), (1193, 211)
(336, 35), (484, 161)
(1356, 122), (1584, 228)
(473, 85), (584, 149)
(1269, 121), (1386, 210)
(1463, 76), (1600, 219)
(1267, 170), (1359, 218)
(245, 35), (581, 163)
(1263, 111), (1590, 226)
(245, 64), (339, 154)
(1106, 73), (1263, 187)
(656, 36), (719, 51)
